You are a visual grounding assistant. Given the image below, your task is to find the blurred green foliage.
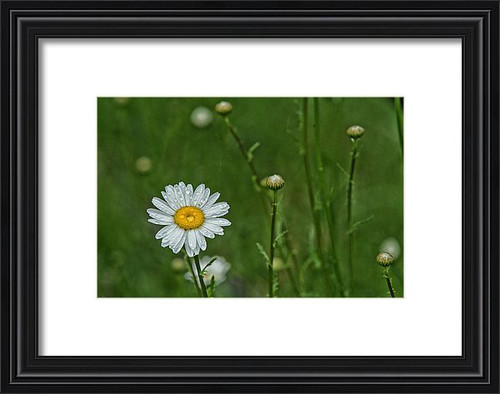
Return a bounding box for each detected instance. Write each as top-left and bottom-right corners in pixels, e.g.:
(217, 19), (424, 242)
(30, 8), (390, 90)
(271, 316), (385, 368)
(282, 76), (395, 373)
(98, 97), (403, 297)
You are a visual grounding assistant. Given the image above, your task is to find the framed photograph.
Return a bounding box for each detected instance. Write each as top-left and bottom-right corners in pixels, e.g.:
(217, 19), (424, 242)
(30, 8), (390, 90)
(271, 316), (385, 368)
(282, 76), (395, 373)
(1, 0), (498, 393)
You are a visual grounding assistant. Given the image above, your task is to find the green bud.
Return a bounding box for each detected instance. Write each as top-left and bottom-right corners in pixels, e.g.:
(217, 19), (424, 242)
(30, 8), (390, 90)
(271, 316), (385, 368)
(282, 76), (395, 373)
(215, 101), (233, 116)
(264, 174), (285, 191)
(346, 125), (365, 140)
(376, 252), (394, 267)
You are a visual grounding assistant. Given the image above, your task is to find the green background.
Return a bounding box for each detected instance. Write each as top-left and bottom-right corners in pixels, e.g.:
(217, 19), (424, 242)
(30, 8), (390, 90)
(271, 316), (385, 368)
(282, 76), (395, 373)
(98, 97), (403, 297)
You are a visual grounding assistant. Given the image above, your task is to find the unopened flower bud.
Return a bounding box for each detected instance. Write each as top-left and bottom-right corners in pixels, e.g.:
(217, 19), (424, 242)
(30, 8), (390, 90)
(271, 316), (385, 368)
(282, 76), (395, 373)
(264, 174), (285, 191)
(376, 252), (394, 267)
(215, 101), (233, 116)
(346, 125), (365, 140)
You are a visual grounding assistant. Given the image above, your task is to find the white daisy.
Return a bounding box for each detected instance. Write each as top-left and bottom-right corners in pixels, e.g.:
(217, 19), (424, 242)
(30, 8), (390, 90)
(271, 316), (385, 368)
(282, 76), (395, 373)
(185, 256), (231, 286)
(147, 182), (231, 257)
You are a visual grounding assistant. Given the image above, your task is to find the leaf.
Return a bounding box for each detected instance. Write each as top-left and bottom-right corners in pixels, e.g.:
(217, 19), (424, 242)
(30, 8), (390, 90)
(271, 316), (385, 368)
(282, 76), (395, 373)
(272, 230), (289, 248)
(246, 141), (261, 162)
(347, 215), (375, 234)
(201, 257), (218, 274)
(207, 275), (217, 297)
(256, 242), (270, 266)
(336, 162), (350, 179)
(272, 271), (280, 294)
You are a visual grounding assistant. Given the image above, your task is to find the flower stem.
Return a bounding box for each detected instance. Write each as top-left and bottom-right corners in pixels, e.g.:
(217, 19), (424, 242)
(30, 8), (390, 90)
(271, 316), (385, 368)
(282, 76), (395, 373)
(313, 98), (345, 296)
(268, 190), (278, 297)
(223, 116), (265, 194)
(394, 97), (404, 157)
(347, 139), (360, 293)
(222, 113), (300, 296)
(193, 255), (208, 297)
(279, 221), (302, 296)
(301, 98), (333, 296)
(183, 252), (202, 296)
(383, 268), (396, 298)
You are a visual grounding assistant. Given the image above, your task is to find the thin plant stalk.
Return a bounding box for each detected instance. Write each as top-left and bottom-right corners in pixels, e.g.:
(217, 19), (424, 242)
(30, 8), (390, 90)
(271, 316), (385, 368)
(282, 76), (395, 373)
(347, 139), (360, 293)
(279, 222), (301, 296)
(184, 252), (202, 297)
(313, 98), (344, 295)
(268, 190), (278, 297)
(383, 268), (396, 298)
(221, 111), (301, 296)
(223, 117), (266, 196)
(300, 98), (333, 296)
(394, 97), (404, 157)
(193, 254), (208, 297)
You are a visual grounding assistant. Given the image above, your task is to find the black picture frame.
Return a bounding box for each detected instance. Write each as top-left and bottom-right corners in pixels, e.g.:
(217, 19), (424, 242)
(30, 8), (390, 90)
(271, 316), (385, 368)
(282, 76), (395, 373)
(1, 1), (498, 393)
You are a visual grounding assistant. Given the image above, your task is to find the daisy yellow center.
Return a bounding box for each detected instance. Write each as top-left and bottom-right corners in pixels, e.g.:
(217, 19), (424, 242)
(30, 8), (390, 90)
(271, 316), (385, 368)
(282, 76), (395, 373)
(174, 206), (204, 230)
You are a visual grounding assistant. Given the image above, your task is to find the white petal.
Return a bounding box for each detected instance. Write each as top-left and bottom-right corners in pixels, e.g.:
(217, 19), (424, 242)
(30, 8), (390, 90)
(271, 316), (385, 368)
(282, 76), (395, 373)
(155, 225), (176, 239)
(203, 202), (230, 218)
(161, 190), (179, 211)
(187, 230), (197, 251)
(191, 184), (205, 206)
(152, 197), (176, 215)
(164, 186), (181, 210)
(195, 230), (207, 251)
(163, 226), (181, 247)
(202, 192), (220, 209)
(149, 218), (172, 225)
(190, 242), (200, 257)
(196, 188), (211, 208)
(178, 182), (188, 205)
(184, 238), (194, 257)
(171, 231), (186, 254)
(198, 225), (215, 239)
(161, 226), (179, 247)
(147, 209), (174, 223)
(174, 184), (186, 207)
(205, 217), (231, 227)
(202, 222), (224, 235)
(185, 184), (193, 206)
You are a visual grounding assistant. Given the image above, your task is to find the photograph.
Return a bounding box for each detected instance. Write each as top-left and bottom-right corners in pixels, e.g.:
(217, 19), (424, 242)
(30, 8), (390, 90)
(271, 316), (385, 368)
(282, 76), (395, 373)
(98, 97), (404, 298)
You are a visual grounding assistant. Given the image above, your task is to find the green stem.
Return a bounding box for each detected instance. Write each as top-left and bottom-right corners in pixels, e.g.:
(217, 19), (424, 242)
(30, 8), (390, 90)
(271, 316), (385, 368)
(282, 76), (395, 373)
(279, 221), (302, 296)
(268, 190), (278, 297)
(301, 98), (333, 296)
(193, 254), (208, 297)
(222, 113), (300, 297)
(223, 116), (265, 195)
(394, 98), (404, 158)
(347, 139), (359, 293)
(383, 268), (396, 298)
(313, 98), (345, 296)
(184, 252), (202, 297)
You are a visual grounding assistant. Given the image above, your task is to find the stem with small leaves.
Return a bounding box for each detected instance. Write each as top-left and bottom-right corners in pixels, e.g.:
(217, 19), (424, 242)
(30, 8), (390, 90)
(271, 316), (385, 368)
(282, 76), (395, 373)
(184, 252), (202, 297)
(223, 116), (265, 195)
(383, 268), (396, 298)
(395, 97), (404, 157)
(193, 254), (208, 298)
(313, 98), (345, 296)
(268, 190), (278, 297)
(347, 139), (360, 293)
(221, 109), (300, 297)
(301, 98), (333, 296)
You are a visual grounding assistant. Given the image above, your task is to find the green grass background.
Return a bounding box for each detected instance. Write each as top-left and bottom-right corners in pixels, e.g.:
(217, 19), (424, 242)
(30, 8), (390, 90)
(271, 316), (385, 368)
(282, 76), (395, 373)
(98, 97), (403, 297)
